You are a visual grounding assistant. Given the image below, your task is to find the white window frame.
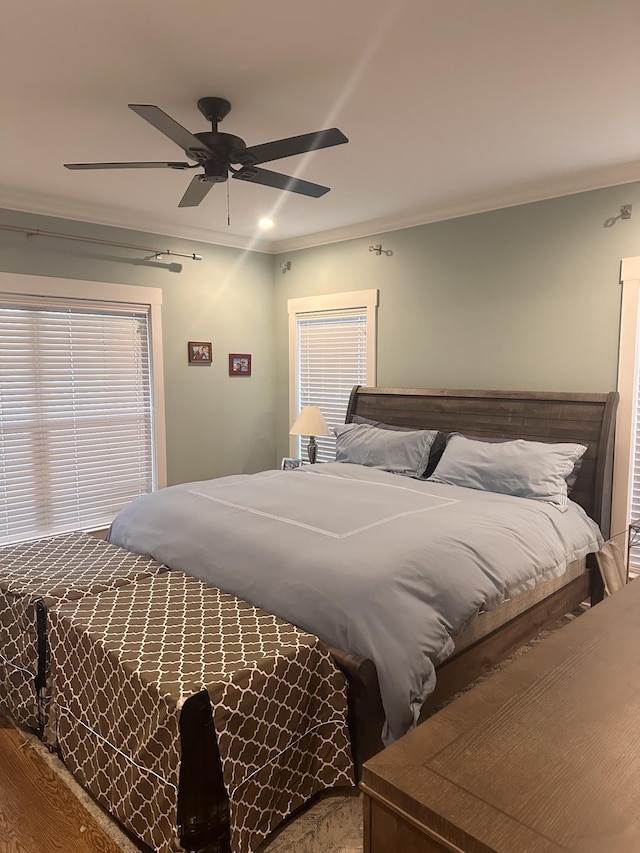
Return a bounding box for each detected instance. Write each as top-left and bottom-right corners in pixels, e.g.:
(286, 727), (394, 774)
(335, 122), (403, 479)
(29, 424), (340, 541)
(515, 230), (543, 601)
(0, 272), (167, 492)
(611, 256), (640, 547)
(287, 289), (378, 458)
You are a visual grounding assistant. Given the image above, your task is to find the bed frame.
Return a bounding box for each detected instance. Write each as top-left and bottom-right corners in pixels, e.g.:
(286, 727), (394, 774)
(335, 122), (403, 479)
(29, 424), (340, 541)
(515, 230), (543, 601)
(48, 387), (616, 853)
(331, 386), (619, 771)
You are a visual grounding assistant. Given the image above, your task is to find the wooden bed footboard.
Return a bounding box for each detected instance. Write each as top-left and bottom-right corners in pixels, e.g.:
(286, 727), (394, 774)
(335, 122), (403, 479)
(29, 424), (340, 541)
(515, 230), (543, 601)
(327, 646), (385, 777)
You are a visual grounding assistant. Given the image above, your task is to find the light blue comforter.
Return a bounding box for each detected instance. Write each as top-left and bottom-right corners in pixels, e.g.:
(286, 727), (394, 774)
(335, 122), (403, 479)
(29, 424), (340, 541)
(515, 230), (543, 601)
(108, 462), (602, 741)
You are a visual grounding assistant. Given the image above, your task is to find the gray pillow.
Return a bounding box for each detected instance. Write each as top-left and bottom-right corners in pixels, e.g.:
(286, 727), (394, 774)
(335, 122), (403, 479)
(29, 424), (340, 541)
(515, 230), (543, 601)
(351, 415), (446, 476)
(335, 422), (440, 478)
(427, 433), (588, 510)
(460, 433), (584, 495)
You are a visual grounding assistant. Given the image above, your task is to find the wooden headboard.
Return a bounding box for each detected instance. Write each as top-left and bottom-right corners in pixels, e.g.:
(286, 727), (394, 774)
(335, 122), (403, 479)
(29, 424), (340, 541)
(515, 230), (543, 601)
(346, 387), (619, 537)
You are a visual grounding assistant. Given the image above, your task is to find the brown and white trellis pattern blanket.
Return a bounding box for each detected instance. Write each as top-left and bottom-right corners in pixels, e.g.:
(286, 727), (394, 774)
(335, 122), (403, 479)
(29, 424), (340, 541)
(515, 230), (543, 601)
(0, 531), (167, 733)
(47, 569), (354, 853)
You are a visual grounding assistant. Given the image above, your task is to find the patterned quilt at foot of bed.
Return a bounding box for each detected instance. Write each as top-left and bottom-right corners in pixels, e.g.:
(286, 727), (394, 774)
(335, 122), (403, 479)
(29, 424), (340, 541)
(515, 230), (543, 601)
(47, 569), (354, 853)
(0, 531), (167, 734)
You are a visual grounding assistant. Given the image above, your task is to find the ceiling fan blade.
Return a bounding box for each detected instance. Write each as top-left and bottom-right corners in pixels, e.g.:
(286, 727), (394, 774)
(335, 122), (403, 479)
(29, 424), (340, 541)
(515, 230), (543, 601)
(128, 104), (211, 159)
(243, 128), (348, 165)
(64, 161), (193, 170)
(178, 175), (215, 207)
(232, 166), (330, 198)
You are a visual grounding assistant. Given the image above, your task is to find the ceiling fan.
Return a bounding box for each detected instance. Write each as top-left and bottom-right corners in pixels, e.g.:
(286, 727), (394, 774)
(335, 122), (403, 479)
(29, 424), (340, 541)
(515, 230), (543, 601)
(64, 97), (348, 207)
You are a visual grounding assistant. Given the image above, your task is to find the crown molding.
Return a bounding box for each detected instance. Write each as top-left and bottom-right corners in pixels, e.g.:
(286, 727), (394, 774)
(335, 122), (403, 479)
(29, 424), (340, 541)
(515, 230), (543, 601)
(270, 162), (640, 255)
(0, 189), (272, 254)
(3, 160), (640, 257)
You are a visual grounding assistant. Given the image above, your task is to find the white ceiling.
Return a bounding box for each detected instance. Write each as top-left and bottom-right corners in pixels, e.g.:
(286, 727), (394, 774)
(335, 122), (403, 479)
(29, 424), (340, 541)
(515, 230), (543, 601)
(2, 0), (640, 254)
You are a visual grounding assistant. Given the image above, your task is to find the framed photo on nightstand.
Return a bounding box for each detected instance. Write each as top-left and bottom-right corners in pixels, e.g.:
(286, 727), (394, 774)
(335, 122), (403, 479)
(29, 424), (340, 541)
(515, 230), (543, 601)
(281, 457), (304, 470)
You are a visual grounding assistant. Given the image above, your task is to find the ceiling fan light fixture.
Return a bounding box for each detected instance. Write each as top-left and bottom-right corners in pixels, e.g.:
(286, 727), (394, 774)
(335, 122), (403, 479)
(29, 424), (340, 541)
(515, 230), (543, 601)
(203, 160), (228, 183)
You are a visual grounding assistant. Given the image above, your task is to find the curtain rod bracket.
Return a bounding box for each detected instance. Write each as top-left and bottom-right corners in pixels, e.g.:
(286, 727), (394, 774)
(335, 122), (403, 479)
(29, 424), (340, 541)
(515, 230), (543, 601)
(369, 244), (392, 256)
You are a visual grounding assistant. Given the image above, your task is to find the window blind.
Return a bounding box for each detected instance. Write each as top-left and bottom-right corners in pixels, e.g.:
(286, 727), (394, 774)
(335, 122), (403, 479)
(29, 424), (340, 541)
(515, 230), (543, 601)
(296, 308), (368, 462)
(0, 302), (153, 544)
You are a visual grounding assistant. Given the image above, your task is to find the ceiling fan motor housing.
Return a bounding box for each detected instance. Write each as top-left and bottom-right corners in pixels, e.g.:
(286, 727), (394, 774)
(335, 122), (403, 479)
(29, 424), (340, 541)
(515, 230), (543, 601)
(190, 131), (253, 181)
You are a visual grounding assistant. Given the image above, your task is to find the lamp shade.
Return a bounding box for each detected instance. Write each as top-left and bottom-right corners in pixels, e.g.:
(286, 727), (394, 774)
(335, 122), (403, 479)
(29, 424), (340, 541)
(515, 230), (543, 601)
(289, 405), (330, 437)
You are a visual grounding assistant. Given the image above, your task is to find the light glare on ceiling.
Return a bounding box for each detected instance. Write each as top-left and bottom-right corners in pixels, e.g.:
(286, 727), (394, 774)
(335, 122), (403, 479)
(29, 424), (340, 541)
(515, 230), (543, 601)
(259, 217), (274, 230)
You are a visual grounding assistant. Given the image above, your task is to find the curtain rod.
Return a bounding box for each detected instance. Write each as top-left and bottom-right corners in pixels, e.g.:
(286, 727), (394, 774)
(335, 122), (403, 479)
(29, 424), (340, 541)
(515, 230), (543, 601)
(0, 223), (203, 261)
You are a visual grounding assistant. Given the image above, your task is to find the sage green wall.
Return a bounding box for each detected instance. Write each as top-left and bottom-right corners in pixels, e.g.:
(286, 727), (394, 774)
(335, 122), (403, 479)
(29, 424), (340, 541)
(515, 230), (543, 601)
(3, 181), (640, 482)
(274, 182), (640, 461)
(0, 208), (277, 485)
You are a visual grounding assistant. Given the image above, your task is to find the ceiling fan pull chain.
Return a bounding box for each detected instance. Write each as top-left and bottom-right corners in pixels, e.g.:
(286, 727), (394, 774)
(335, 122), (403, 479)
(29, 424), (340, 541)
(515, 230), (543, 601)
(227, 180), (231, 226)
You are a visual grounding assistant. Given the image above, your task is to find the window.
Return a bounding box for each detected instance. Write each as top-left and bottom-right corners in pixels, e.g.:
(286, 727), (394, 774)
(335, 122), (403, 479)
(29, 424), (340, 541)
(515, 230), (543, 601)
(288, 290), (378, 462)
(612, 256), (640, 574)
(0, 273), (165, 545)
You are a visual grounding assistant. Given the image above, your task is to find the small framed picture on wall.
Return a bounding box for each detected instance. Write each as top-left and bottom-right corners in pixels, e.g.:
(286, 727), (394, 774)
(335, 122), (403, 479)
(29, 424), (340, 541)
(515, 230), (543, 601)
(188, 341), (212, 364)
(229, 353), (252, 376)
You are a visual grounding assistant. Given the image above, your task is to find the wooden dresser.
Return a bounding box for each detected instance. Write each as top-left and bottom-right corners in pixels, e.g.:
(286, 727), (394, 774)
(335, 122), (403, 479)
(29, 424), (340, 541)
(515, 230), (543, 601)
(360, 578), (640, 853)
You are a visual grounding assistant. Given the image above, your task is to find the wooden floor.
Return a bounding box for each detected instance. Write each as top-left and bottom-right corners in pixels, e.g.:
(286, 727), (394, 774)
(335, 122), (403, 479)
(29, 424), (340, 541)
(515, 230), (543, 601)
(0, 714), (125, 853)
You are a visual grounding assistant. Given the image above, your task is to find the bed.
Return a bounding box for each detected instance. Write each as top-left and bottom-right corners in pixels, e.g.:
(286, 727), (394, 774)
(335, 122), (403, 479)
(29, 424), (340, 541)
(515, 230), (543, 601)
(108, 386), (618, 769)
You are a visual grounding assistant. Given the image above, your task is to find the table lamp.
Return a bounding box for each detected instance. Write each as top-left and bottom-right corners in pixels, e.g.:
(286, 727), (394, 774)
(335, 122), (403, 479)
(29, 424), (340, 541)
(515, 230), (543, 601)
(290, 405), (330, 464)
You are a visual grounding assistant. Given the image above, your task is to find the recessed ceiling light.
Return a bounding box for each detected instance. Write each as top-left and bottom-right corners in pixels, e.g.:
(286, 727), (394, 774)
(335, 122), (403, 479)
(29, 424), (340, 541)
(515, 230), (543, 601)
(258, 217), (274, 230)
